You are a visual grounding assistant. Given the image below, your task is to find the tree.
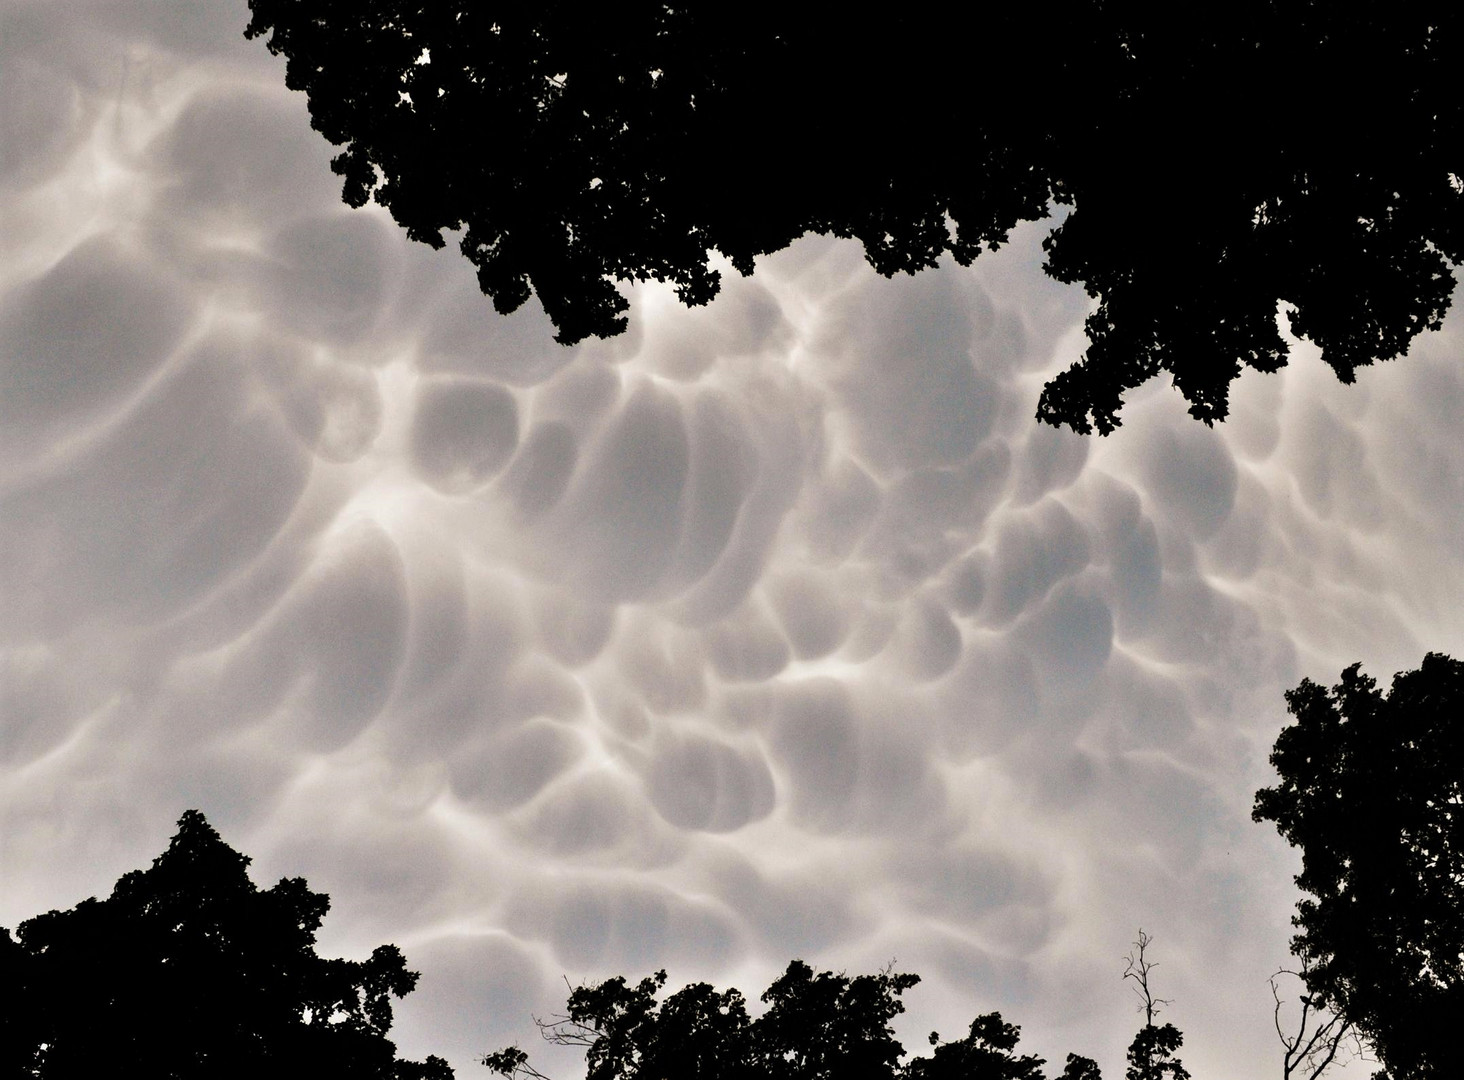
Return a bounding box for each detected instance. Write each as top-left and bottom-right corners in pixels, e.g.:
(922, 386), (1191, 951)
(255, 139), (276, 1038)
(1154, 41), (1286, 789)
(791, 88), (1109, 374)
(1, 809), (454, 1080)
(1120, 932), (1190, 1080)
(1253, 653), (1464, 1080)
(1269, 967), (1365, 1080)
(0, 927), (43, 1078)
(242, 4), (1464, 432)
(484, 960), (1101, 1080)
(905, 1015), (1102, 1080)
(1123, 1026), (1189, 1080)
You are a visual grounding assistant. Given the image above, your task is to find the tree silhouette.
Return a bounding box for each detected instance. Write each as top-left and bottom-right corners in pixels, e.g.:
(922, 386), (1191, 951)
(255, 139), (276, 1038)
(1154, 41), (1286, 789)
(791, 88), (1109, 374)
(1268, 966), (1365, 1080)
(484, 960), (1101, 1080)
(243, 4), (1464, 432)
(905, 1014), (1101, 1080)
(1123, 1026), (1189, 1080)
(1253, 653), (1464, 1080)
(1119, 932), (1190, 1080)
(2, 810), (453, 1080)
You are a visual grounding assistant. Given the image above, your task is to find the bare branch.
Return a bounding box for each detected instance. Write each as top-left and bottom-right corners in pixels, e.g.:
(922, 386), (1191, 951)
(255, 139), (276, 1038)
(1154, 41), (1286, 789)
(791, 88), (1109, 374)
(1269, 968), (1371, 1080)
(482, 976), (607, 1080)
(1123, 929), (1173, 1027)
(531, 1011), (600, 1048)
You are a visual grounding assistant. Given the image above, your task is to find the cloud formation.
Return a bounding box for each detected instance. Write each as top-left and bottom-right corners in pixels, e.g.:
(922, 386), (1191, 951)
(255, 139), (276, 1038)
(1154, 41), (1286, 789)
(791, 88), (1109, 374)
(7, 9), (1464, 1080)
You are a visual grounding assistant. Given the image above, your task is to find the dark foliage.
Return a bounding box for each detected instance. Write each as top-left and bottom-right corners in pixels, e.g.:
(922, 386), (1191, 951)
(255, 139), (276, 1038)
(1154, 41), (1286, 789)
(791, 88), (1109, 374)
(1254, 653), (1464, 1080)
(243, 3), (1464, 432)
(903, 1014), (1056, 1080)
(1123, 1024), (1190, 1080)
(0, 810), (453, 1080)
(483, 960), (1098, 1080)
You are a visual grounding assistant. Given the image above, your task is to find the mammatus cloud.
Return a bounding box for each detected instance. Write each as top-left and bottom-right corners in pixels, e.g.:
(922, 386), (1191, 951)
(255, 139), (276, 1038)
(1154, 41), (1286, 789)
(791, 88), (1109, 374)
(6, 8), (1464, 1080)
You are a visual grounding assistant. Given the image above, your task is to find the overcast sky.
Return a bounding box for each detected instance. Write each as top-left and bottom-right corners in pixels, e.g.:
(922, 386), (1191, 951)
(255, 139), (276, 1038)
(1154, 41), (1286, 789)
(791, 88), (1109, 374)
(5, 5), (1463, 1079)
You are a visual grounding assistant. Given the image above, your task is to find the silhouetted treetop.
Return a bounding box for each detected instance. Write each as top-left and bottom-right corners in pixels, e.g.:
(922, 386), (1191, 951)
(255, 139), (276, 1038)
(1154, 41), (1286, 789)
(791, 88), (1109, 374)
(903, 1014), (1050, 1080)
(1118, 932), (1190, 1080)
(3, 810), (454, 1080)
(1123, 1024), (1190, 1080)
(245, 3), (1464, 431)
(484, 959), (1100, 1080)
(1254, 653), (1464, 1080)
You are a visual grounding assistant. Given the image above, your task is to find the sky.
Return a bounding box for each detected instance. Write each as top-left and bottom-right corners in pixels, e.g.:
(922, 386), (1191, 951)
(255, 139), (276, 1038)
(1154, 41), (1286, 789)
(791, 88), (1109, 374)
(4, 4), (1463, 1079)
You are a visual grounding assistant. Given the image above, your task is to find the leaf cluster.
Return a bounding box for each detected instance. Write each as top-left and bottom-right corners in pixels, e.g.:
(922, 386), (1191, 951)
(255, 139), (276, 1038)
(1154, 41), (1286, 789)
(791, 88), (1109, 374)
(0, 810), (452, 1080)
(244, 4), (1464, 431)
(1254, 653), (1464, 1080)
(485, 960), (1101, 1080)
(1123, 1023), (1190, 1080)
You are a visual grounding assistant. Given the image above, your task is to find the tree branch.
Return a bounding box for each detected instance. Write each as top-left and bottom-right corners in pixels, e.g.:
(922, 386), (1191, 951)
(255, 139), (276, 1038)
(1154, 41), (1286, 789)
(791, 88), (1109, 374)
(1270, 968), (1367, 1080)
(1123, 929), (1173, 1027)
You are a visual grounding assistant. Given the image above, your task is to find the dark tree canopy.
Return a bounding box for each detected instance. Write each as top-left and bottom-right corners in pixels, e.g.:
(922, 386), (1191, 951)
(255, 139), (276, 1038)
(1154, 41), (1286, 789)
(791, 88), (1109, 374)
(484, 960), (1102, 1080)
(243, 3), (1464, 432)
(1123, 1024), (1190, 1080)
(1254, 653), (1464, 1080)
(1, 810), (453, 1080)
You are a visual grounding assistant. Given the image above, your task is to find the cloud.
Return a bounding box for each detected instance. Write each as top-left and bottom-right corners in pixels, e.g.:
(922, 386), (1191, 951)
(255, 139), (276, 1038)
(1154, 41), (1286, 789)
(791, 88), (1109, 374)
(411, 377), (520, 494)
(149, 85), (340, 235)
(2, 334), (310, 635)
(817, 267), (1002, 474)
(0, 237), (193, 466)
(642, 729), (775, 833)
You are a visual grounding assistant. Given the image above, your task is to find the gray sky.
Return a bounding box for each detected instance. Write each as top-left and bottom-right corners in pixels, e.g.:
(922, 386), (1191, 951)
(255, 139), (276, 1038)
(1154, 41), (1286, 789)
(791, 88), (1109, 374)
(3, 4), (1459, 1078)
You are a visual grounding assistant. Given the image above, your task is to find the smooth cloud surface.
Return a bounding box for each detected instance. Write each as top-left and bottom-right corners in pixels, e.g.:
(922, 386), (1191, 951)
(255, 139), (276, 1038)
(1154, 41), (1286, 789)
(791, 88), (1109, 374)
(6, 8), (1464, 1080)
